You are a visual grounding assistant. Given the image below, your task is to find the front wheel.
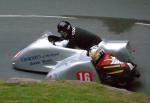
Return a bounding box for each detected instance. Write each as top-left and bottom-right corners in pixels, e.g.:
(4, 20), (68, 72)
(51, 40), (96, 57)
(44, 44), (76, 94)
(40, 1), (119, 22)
(118, 81), (128, 87)
(99, 74), (133, 87)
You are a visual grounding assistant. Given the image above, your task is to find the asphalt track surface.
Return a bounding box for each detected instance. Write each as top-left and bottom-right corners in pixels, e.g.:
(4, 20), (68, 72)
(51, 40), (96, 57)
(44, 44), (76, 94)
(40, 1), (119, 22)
(0, 0), (150, 93)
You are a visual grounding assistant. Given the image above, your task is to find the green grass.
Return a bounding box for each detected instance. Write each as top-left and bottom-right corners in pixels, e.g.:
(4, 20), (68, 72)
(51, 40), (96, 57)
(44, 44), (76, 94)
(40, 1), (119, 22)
(0, 80), (149, 103)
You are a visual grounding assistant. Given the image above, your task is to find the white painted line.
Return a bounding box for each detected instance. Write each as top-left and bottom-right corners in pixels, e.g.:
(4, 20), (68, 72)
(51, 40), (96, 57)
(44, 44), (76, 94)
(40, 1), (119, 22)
(0, 15), (77, 19)
(135, 22), (150, 26)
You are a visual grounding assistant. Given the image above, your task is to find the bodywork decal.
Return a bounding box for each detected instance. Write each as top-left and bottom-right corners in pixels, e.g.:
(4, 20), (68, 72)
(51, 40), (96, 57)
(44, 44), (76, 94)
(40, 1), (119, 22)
(76, 71), (92, 82)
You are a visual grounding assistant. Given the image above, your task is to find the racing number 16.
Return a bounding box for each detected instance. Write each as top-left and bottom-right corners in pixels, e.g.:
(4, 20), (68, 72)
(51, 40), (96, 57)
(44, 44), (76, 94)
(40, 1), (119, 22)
(76, 71), (92, 82)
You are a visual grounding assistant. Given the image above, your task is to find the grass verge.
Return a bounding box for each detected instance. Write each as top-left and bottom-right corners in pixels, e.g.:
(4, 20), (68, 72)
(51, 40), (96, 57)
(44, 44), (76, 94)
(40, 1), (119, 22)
(0, 79), (149, 103)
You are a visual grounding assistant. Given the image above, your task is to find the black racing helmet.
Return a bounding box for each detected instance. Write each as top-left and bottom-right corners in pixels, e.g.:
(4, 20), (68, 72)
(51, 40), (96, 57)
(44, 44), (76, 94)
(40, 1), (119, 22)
(57, 21), (72, 38)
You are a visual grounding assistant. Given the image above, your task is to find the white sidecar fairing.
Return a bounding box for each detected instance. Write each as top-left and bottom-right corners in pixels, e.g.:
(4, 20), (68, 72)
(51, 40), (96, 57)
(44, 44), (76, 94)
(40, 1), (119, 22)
(98, 40), (134, 62)
(12, 33), (85, 73)
(47, 51), (101, 83)
(12, 32), (134, 73)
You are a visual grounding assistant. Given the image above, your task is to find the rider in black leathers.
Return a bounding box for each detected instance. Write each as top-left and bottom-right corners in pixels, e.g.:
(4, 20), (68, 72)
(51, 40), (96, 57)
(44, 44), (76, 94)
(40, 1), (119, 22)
(57, 21), (102, 50)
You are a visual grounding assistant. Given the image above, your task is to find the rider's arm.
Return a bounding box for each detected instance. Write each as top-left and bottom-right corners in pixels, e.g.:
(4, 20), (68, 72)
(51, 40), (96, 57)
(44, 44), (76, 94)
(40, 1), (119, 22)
(66, 39), (76, 48)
